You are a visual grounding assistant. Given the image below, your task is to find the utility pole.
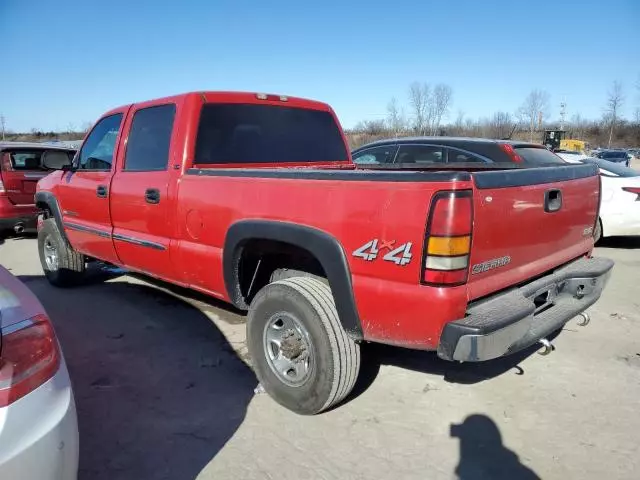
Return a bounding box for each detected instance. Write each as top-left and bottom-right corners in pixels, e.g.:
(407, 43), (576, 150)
(559, 99), (566, 131)
(0, 115), (5, 141)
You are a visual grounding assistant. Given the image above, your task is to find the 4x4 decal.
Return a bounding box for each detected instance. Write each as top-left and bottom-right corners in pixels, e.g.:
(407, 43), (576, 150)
(353, 239), (413, 266)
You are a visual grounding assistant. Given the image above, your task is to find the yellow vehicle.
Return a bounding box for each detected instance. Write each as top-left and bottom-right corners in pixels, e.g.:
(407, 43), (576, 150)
(560, 139), (590, 153)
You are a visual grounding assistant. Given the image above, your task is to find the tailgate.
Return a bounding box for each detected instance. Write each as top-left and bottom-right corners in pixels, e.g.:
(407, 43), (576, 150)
(468, 164), (600, 300)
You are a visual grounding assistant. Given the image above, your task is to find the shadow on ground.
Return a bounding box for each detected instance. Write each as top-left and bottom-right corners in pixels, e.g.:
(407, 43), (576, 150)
(350, 329), (563, 402)
(19, 274), (256, 480)
(76, 265), (554, 408)
(451, 414), (540, 479)
(597, 236), (640, 249)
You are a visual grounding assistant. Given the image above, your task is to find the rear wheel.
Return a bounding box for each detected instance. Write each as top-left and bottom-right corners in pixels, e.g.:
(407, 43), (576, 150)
(247, 276), (360, 415)
(38, 218), (86, 287)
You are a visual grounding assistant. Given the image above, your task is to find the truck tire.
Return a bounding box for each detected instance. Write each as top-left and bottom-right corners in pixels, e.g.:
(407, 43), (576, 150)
(38, 218), (85, 287)
(247, 276), (360, 415)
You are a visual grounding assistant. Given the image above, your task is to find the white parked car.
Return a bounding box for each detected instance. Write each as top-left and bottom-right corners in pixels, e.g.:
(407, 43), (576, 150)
(0, 265), (78, 479)
(556, 153), (640, 241)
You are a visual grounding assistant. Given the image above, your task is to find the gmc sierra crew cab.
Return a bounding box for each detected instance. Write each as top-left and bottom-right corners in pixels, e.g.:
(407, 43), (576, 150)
(35, 91), (613, 415)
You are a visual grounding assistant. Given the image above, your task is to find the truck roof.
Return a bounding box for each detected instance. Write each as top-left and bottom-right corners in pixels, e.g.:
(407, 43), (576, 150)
(353, 136), (543, 152)
(0, 141), (78, 151)
(104, 91), (333, 117)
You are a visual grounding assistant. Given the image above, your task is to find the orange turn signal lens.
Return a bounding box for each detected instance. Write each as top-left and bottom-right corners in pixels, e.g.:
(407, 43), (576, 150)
(427, 236), (471, 256)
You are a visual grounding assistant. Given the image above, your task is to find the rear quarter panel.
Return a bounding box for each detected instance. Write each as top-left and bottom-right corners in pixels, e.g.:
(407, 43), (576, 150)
(174, 174), (473, 347)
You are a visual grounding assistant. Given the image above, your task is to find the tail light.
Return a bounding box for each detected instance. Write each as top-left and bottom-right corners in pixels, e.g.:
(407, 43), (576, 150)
(0, 314), (60, 407)
(422, 190), (473, 286)
(0, 152), (7, 196)
(498, 143), (523, 163)
(622, 187), (640, 200)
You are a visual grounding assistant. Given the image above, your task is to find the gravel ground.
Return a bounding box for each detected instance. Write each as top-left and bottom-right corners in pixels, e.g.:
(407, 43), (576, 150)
(1, 236), (639, 480)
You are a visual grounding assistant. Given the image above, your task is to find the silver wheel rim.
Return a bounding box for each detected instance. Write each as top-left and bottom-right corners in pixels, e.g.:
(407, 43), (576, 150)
(262, 312), (313, 387)
(43, 236), (58, 271)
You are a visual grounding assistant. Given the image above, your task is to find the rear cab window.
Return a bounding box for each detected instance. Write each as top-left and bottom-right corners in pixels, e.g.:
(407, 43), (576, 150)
(2, 149), (75, 171)
(514, 147), (565, 166)
(194, 104), (348, 164)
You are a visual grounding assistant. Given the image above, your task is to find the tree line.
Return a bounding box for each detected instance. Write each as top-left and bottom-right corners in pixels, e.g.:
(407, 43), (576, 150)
(349, 78), (640, 150)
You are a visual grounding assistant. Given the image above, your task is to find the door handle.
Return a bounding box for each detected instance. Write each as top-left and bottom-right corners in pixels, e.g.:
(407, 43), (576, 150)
(145, 188), (160, 204)
(544, 189), (562, 212)
(96, 185), (108, 198)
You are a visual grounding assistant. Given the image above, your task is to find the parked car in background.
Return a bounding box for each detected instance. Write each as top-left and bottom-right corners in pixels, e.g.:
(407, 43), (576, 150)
(627, 148), (640, 162)
(0, 265), (78, 479)
(556, 153), (640, 242)
(0, 143), (76, 235)
(351, 137), (566, 167)
(592, 149), (631, 167)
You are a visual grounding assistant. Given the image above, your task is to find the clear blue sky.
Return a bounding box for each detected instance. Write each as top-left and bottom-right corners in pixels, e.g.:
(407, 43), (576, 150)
(1, 0), (639, 132)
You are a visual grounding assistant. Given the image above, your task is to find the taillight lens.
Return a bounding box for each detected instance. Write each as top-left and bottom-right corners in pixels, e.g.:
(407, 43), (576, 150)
(498, 143), (523, 163)
(0, 314), (60, 407)
(422, 190), (473, 286)
(622, 187), (640, 200)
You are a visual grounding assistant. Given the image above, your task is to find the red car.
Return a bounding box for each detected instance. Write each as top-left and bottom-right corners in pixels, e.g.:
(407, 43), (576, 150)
(35, 91), (613, 414)
(0, 143), (75, 235)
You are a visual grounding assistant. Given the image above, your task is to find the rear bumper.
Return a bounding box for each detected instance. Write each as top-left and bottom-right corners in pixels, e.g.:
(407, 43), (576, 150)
(0, 360), (79, 479)
(437, 256), (614, 362)
(0, 197), (38, 231)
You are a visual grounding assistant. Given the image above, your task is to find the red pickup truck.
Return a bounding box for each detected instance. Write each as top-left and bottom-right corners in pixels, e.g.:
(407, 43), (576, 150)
(35, 91), (613, 414)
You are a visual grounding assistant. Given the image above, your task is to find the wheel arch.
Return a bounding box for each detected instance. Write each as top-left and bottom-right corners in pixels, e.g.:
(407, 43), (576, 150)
(223, 220), (363, 339)
(34, 191), (69, 245)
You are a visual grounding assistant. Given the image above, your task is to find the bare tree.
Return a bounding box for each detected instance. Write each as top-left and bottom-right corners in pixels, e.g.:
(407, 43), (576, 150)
(431, 84), (453, 135)
(605, 81), (624, 147)
(386, 97), (406, 136)
(518, 89), (550, 142)
(354, 119), (387, 136)
(81, 121), (93, 133)
(408, 82), (430, 135)
(489, 111), (513, 139)
(0, 115), (5, 140)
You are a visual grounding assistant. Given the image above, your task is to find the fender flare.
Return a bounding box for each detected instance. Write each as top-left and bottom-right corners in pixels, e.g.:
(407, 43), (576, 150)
(34, 191), (69, 245)
(223, 220), (363, 339)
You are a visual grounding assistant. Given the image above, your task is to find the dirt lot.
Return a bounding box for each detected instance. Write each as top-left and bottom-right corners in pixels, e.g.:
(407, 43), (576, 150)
(1, 236), (639, 480)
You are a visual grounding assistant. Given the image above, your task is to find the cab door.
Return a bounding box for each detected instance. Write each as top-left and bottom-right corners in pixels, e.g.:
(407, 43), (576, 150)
(109, 101), (179, 281)
(56, 109), (129, 264)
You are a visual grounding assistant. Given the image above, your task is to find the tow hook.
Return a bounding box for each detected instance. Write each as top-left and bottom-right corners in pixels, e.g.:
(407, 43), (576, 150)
(537, 338), (555, 356)
(576, 312), (590, 327)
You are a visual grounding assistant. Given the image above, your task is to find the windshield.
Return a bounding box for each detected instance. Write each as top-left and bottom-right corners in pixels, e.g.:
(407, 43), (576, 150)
(582, 158), (639, 177)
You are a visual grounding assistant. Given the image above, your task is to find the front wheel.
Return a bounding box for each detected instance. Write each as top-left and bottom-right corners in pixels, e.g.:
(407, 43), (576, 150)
(38, 218), (86, 287)
(247, 276), (360, 415)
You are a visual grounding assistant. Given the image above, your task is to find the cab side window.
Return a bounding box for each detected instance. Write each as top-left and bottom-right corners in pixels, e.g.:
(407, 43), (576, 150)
(124, 104), (176, 171)
(447, 149), (488, 163)
(396, 145), (444, 164)
(78, 114), (123, 171)
(352, 145), (398, 165)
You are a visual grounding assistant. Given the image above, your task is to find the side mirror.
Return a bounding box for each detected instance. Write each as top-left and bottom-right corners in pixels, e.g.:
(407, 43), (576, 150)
(42, 150), (74, 171)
